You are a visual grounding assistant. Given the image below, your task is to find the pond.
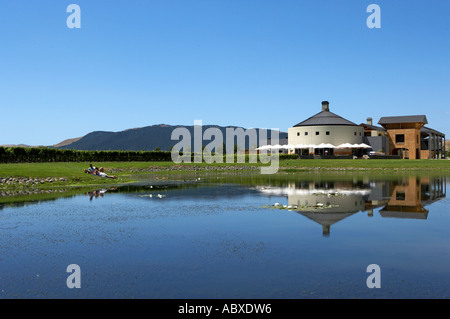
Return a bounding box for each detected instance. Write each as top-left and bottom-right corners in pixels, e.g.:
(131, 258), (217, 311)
(0, 172), (449, 299)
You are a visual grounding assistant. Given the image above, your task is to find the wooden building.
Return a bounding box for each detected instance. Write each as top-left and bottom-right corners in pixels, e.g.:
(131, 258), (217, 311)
(377, 115), (445, 159)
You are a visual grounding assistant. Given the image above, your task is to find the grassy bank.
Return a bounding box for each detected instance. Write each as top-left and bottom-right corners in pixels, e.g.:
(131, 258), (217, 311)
(280, 158), (450, 170)
(0, 159), (449, 185)
(1, 159), (448, 205)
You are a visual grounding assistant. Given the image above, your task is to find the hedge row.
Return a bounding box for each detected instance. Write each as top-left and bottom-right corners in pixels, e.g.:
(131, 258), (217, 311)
(0, 146), (299, 163)
(0, 147), (172, 163)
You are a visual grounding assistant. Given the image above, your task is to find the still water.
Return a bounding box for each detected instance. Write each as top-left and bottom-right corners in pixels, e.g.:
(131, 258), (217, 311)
(0, 173), (449, 298)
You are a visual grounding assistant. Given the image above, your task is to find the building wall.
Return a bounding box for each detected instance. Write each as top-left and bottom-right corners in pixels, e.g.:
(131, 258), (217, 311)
(288, 125), (364, 146)
(364, 136), (389, 154)
(370, 130), (387, 137)
(420, 150), (431, 159)
(385, 126), (422, 159)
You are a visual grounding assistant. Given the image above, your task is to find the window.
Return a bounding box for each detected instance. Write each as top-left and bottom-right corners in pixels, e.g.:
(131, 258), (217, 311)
(326, 131), (330, 135)
(354, 132), (357, 136)
(305, 132), (308, 136)
(395, 134), (405, 143)
(315, 131), (319, 136)
(297, 132), (300, 136)
(396, 191), (406, 200)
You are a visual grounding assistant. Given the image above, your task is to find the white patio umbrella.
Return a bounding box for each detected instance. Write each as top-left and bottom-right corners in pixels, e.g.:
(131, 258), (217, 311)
(336, 143), (356, 148)
(269, 144), (284, 153)
(314, 143), (336, 148)
(282, 144), (295, 149)
(355, 143), (372, 148)
(297, 144), (315, 148)
(256, 145), (271, 150)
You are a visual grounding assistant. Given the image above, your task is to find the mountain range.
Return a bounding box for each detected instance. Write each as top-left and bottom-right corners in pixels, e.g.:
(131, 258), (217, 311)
(5, 125), (448, 152)
(56, 124), (288, 151)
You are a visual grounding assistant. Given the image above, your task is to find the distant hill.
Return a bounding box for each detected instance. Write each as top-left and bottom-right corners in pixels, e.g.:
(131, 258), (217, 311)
(53, 136), (83, 148)
(57, 124), (288, 151)
(0, 144), (43, 148)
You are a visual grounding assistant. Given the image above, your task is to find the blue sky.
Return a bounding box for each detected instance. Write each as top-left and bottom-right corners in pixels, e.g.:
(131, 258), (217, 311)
(0, 0), (449, 145)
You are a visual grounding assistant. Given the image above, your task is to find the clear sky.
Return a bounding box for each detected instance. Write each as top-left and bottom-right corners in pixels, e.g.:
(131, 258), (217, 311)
(1, 0), (449, 145)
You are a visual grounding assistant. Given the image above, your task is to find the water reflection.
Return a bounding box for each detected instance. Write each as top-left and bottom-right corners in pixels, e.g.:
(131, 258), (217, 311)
(257, 176), (446, 236)
(380, 176), (446, 219)
(86, 187), (117, 200)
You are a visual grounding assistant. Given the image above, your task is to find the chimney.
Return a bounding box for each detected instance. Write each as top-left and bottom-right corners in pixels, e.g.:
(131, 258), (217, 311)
(367, 117), (373, 126)
(321, 101), (329, 112)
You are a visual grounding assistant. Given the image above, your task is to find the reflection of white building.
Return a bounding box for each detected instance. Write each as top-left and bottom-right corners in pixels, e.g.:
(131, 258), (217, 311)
(257, 182), (373, 236)
(257, 176), (446, 236)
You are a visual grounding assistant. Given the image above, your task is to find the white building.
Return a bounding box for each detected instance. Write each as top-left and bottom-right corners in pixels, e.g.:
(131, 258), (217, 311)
(288, 101), (364, 156)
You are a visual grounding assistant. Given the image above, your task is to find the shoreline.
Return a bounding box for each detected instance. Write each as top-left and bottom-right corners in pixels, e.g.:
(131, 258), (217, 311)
(1, 160), (450, 191)
(1, 162), (449, 204)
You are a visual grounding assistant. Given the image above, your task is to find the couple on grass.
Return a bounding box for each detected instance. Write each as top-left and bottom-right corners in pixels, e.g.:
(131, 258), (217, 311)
(84, 163), (117, 179)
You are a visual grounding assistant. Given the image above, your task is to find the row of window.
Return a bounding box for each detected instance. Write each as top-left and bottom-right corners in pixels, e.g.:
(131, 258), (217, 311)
(296, 131), (362, 136)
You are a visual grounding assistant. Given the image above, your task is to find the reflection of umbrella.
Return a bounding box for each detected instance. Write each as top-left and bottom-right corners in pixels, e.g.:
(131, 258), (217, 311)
(271, 144), (283, 149)
(355, 143), (372, 148)
(314, 143), (336, 148)
(256, 145), (271, 150)
(282, 144), (295, 149)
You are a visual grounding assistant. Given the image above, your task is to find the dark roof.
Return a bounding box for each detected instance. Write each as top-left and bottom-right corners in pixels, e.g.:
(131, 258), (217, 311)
(294, 110), (358, 127)
(360, 123), (386, 132)
(421, 126), (445, 136)
(378, 115), (428, 125)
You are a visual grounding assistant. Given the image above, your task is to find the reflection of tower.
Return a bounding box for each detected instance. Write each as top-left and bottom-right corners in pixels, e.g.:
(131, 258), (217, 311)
(297, 210), (358, 237)
(379, 176), (446, 219)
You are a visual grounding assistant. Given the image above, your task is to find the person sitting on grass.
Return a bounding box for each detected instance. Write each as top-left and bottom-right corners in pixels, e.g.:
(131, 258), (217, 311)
(87, 163), (96, 173)
(94, 168), (117, 179)
(85, 164), (106, 173)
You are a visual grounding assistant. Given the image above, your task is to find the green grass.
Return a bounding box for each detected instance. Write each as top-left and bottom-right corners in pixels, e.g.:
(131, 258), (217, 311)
(0, 162), (128, 188)
(0, 159), (448, 185)
(0, 159), (449, 181)
(279, 158), (450, 170)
